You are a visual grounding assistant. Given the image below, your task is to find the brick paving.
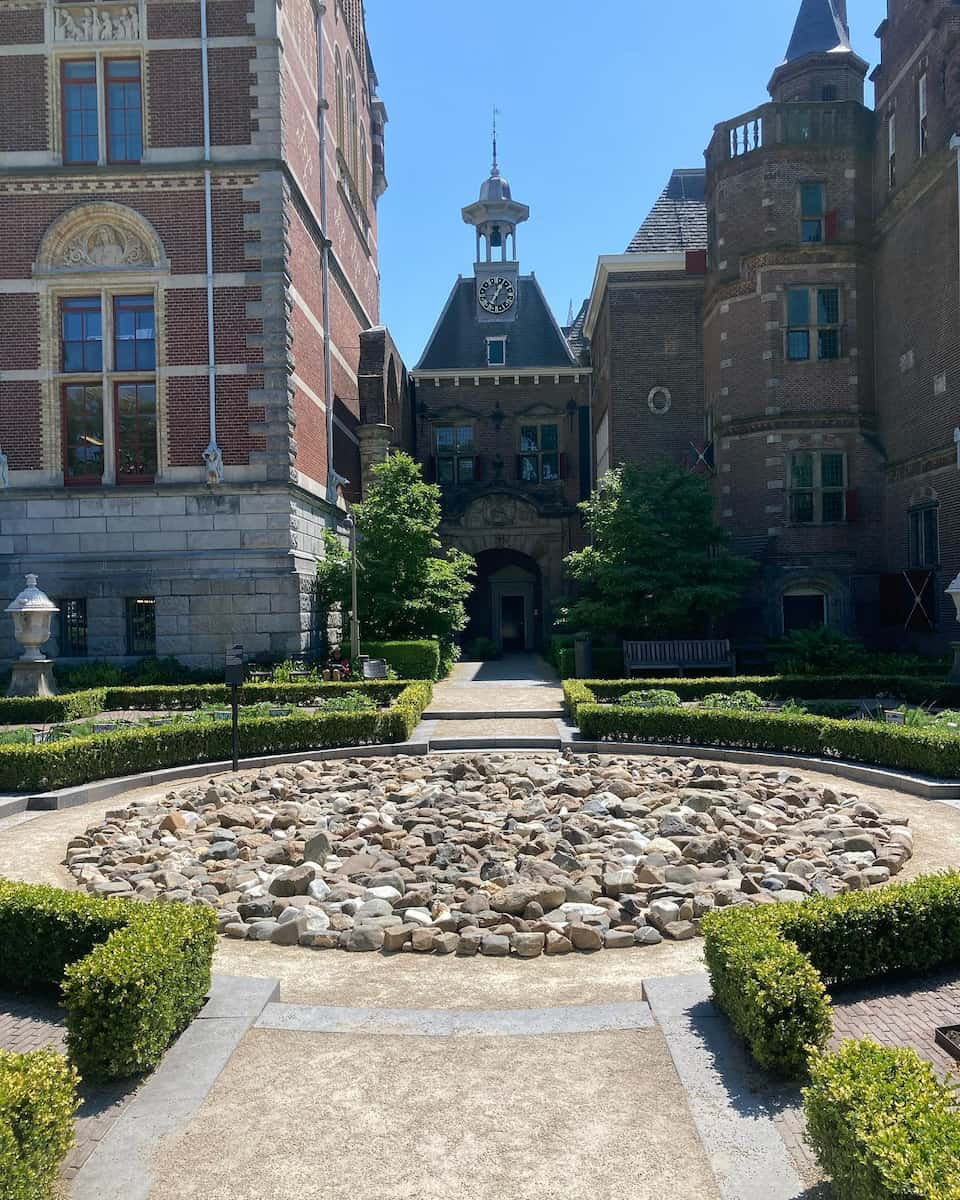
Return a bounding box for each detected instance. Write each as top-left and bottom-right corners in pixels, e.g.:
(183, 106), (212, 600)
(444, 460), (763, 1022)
(773, 968), (960, 1189)
(0, 990), (139, 1186)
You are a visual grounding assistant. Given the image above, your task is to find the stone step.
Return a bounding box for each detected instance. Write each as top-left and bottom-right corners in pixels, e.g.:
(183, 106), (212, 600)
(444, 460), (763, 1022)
(429, 735), (564, 751)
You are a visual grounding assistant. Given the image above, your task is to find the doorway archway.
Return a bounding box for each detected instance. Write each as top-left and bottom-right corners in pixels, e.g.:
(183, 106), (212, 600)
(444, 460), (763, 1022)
(468, 549), (543, 652)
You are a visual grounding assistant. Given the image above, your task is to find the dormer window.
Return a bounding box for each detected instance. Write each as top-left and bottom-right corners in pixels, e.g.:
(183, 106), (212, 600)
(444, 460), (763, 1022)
(486, 337), (506, 367)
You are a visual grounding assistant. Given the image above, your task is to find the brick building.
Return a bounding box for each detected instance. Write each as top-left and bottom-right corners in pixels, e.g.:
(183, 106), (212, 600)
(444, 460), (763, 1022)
(0, 0), (402, 668)
(371, 157), (591, 652)
(586, 0), (960, 652)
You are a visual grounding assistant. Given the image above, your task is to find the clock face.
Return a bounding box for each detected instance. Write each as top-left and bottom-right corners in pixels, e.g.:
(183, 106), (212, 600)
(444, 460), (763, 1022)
(478, 276), (516, 314)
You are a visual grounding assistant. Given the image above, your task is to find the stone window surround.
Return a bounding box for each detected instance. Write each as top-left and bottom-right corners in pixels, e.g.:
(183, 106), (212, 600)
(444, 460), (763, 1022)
(785, 285), (843, 362)
(435, 421), (476, 484)
(51, 46), (147, 168)
(33, 202), (171, 486)
(485, 336), (507, 367)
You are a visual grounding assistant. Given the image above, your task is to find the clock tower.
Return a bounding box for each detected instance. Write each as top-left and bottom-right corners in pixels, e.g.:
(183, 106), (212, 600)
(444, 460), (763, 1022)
(461, 150), (529, 324)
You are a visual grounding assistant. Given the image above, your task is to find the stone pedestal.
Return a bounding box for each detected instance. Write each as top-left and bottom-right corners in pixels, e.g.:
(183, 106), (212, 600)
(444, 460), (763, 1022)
(950, 643), (960, 683)
(7, 659), (58, 698)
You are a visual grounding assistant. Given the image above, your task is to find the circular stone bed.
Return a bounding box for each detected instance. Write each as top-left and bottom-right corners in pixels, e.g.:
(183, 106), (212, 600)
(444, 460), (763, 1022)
(64, 752), (914, 958)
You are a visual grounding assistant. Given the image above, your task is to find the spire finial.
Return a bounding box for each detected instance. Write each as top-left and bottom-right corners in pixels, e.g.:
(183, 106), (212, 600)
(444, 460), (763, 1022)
(491, 105), (500, 176)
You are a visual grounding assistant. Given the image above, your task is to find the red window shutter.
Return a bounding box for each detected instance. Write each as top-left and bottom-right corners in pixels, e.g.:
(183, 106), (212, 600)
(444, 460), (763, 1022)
(845, 488), (859, 522)
(685, 249), (707, 274)
(474, 455), (484, 482)
(559, 453), (568, 479)
(825, 210), (839, 241)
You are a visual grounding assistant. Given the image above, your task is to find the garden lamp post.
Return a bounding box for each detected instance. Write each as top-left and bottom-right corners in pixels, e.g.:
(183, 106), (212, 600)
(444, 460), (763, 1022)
(946, 571), (960, 680)
(5, 574), (59, 697)
(343, 513), (360, 664)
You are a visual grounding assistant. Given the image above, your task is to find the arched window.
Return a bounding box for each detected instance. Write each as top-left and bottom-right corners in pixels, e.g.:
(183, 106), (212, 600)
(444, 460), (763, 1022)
(346, 60), (358, 178)
(359, 123), (368, 205)
(334, 49), (345, 154)
(782, 586), (828, 635)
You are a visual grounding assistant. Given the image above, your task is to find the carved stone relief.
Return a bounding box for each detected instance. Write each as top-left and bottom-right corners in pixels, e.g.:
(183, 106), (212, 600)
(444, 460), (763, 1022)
(61, 224), (148, 268)
(463, 494), (539, 531)
(54, 5), (140, 42)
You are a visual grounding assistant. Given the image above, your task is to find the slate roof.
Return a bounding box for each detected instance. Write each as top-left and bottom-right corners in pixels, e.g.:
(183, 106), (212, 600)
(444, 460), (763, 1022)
(563, 299), (590, 366)
(626, 169), (708, 254)
(783, 0), (851, 63)
(416, 277), (575, 371)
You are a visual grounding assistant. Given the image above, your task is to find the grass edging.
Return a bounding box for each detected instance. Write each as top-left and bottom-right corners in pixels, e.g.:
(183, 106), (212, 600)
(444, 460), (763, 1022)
(0, 681), (432, 793)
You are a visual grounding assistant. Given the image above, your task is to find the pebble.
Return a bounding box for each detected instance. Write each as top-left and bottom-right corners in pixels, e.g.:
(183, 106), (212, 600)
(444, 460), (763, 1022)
(66, 752), (912, 960)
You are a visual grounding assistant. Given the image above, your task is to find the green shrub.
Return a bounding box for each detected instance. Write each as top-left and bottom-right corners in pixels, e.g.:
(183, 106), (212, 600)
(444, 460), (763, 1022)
(0, 881), (216, 1082)
(364, 639), (441, 680)
(0, 682), (432, 792)
(770, 627), (871, 675)
(700, 690), (765, 711)
(570, 674), (960, 704)
(0, 688), (106, 727)
(804, 1041), (960, 1199)
(317, 692), (377, 713)
(464, 637), (500, 661)
(702, 905), (831, 1076)
(620, 689), (682, 708)
(62, 902), (217, 1081)
(0, 1048), (79, 1200)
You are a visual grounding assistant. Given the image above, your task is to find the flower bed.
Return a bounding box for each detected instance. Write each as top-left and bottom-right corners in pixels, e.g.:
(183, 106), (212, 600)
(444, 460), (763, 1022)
(702, 872), (960, 1078)
(0, 681), (432, 792)
(0, 881), (216, 1081)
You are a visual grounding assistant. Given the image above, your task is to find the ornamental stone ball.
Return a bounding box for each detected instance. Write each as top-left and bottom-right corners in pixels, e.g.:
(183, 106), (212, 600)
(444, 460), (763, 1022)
(5, 575), (59, 698)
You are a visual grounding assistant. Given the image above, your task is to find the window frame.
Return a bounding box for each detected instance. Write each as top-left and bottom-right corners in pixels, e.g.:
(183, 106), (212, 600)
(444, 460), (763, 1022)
(799, 181), (825, 244)
(125, 597), (156, 657)
(786, 286), (842, 362)
(58, 598), (89, 658)
(788, 451), (848, 525)
(113, 380), (158, 485)
(486, 336), (507, 367)
(104, 57), (143, 166)
(113, 293), (156, 371)
(61, 57), (99, 165)
(61, 294), (103, 373)
(435, 423), (476, 485)
(61, 381), (105, 486)
(908, 504), (939, 568)
(519, 422), (561, 484)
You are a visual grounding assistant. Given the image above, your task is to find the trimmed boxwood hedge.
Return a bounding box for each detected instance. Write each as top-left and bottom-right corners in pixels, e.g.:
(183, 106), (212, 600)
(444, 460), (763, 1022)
(364, 639), (441, 680)
(702, 872), (960, 1078)
(0, 1047), (79, 1200)
(564, 674), (960, 714)
(574, 702), (960, 778)
(0, 688), (106, 726)
(804, 1041), (960, 1199)
(0, 681), (432, 793)
(0, 881), (216, 1082)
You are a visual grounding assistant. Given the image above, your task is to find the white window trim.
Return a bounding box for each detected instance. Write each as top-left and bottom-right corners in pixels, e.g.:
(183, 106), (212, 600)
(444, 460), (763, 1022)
(486, 336), (507, 367)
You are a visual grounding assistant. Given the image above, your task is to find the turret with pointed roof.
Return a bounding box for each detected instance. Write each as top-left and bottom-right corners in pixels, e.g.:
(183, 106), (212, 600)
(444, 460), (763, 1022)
(768, 0), (867, 103)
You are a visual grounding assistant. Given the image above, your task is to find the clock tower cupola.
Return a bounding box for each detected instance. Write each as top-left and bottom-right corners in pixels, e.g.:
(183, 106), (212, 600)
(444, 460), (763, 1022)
(461, 134), (529, 323)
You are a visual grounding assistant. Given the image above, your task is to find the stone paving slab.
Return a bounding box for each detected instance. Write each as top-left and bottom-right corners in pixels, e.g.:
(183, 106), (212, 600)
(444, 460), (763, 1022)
(255, 1000), (654, 1037)
(643, 974), (808, 1200)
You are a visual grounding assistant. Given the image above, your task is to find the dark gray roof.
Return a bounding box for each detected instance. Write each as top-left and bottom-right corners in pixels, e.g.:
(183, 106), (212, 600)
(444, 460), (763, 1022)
(417, 277), (575, 371)
(627, 169), (707, 254)
(563, 299), (590, 366)
(783, 0), (850, 62)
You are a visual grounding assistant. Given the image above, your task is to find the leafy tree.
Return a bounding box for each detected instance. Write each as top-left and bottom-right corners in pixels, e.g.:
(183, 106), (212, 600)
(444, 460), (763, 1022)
(560, 461), (754, 637)
(317, 453), (475, 667)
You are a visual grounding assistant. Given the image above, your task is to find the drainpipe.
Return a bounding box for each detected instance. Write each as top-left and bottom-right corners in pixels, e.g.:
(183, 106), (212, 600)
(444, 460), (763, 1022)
(951, 136), (960, 470)
(201, 0), (223, 484)
(316, 4), (337, 501)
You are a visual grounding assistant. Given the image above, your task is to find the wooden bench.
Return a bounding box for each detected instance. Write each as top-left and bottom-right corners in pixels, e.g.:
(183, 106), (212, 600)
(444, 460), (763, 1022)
(623, 639), (735, 677)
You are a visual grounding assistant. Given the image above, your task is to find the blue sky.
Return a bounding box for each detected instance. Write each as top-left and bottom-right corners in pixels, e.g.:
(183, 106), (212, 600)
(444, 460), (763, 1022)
(365, 1), (884, 365)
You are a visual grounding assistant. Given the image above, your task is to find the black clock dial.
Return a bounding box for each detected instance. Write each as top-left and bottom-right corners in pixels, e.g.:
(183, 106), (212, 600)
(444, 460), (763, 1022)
(478, 276), (516, 314)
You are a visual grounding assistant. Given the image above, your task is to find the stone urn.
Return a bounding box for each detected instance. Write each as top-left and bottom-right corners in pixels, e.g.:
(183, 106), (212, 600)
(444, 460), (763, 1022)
(5, 575), (59, 697)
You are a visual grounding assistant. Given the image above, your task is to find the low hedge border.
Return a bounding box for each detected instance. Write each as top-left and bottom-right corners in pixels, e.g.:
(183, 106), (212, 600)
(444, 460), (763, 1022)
(563, 674), (960, 718)
(364, 639), (441, 680)
(573, 703), (960, 778)
(0, 679), (416, 725)
(804, 1040), (960, 1199)
(702, 872), (960, 1079)
(0, 881), (216, 1082)
(0, 1047), (79, 1200)
(0, 680), (432, 793)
